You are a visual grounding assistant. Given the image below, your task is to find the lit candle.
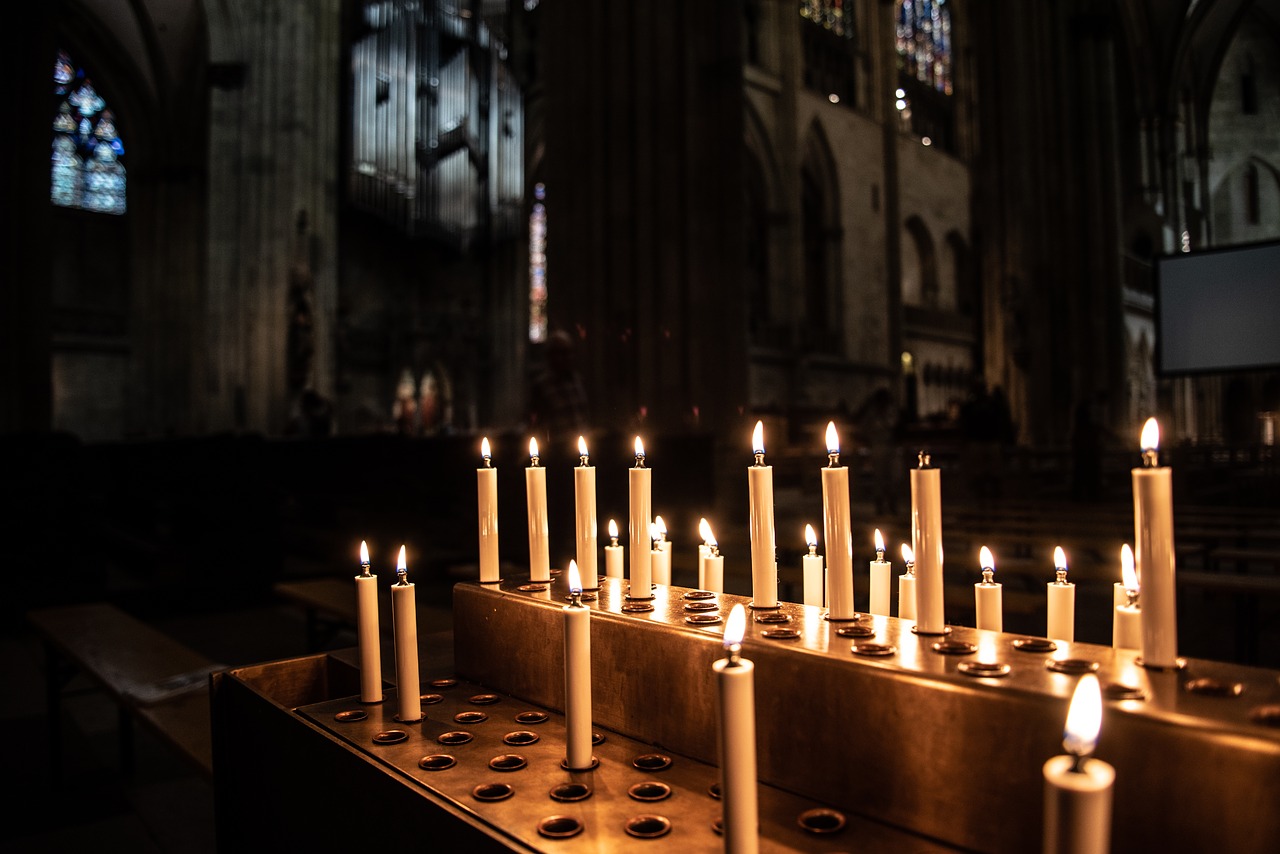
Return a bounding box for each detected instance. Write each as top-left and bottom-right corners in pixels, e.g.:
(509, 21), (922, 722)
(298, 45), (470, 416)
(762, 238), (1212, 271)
(910, 452), (946, 633)
(650, 522), (672, 585)
(654, 514), (671, 553)
(700, 518), (724, 593)
(714, 604), (759, 854)
(899, 543), (917, 621)
(869, 529), (891, 616)
(355, 540), (382, 703)
(802, 524), (824, 608)
(526, 437), (550, 582)
(975, 545), (1003, 632)
(604, 519), (624, 579)
(1113, 544), (1141, 650)
(629, 437), (653, 599)
(574, 436), (598, 582)
(748, 421), (778, 608)
(563, 560), (593, 770)
(1043, 674), (1115, 854)
(477, 438), (500, 583)
(391, 545), (421, 723)
(821, 422), (855, 620)
(1047, 546), (1075, 642)
(1132, 418), (1178, 668)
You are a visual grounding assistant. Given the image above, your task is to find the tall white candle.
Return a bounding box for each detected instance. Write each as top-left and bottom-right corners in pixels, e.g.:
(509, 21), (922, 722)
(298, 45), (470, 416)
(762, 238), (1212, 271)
(1043, 674), (1115, 854)
(391, 545), (421, 723)
(975, 545), (1003, 632)
(910, 453), (946, 633)
(802, 524), (824, 608)
(574, 436), (598, 582)
(650, 522), (672, 585)
(700, 518), (724, 593)
(563, 561), (593, 770)
(604, 519), (624, 579)
(869, 528), (891, 616)
(477, 438), (500, 583)
(899, 543), (917, 621)
(526, 437), (550, 582)
(714, 604), (759, 854)
(821, 422), (855, 619)
(1132, 418), (1178, 668)
(1047, 546), (1075, 642)
(355, 540), (382, 703)
(629, 437), (653, 599)
(748, 421), (778, 608)
(1113, 544), (1142, 650)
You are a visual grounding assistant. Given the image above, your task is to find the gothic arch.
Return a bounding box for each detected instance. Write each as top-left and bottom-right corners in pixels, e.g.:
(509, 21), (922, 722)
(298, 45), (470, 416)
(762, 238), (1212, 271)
(901, 215), (937, 309)
(942, 229), (971, 314)
(1211, 156), (1280, 243)
(744, 100), (781, 340)
(800, 119), (842, 350)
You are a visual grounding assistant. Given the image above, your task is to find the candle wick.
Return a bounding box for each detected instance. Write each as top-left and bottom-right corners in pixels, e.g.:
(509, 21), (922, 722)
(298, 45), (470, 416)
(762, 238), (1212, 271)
(361, 563), (371, 578)
(569, 589), (583, 608)
(754, 451), (765, 466)
(531, 455), (541, 467)
(579, 455), (588, 467)
(726, 644), (742, 666)
(917, 451), (930, 469)
(1068, 752), (1089, 774)
(396, 569), (409, 586)
(906, 562), (915, 577)
(635, 455), (646, 468)
(1054, 568), (1068, 585)
(1125, 588), (1140, 608)
(876, 549), (885, 562)
(827, 451), (839, 468)
(1143, 448), (1159, 468)
(710, 545), (720, 557)
(981, 568), (994, 585)
(808, 544), (817, 557)
(482, 456), (492, 468)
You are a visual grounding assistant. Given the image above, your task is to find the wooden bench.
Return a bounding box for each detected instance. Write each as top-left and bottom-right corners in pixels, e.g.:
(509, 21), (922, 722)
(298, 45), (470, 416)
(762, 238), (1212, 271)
(28, 602), (220, 781)
(273, 577), (361, 651)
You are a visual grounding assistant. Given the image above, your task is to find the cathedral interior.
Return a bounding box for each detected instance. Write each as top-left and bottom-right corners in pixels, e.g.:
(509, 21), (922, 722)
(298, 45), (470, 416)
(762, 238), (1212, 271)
(1, 1), (1279, 851)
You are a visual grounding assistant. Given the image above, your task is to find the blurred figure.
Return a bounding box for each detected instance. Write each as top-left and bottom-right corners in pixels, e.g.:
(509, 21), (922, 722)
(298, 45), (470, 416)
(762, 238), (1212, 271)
(527, 330), (589, 444)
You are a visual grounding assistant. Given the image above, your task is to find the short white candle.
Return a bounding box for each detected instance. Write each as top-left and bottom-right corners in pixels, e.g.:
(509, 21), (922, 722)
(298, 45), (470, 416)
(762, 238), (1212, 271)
(821, 422), (856, 620)
(899, 543), (917, 621)
(869, 528), (891, 616)
(604, 519), (624, 579)
(1047, 546), (1075, 642)
(654, 514), (671, 553)
(1113, 544), (1142, 651)
(526, 437), (550, 582)
(714, 604), (759, 854)
(563, 561), (593, 770)
(391, 545), (421, 723)
(700, 518), (724, 593)
(1132, 418), (1178, 668)
(650, 522), (672, 585)
(747, 421), (778, 608)
(975, 545), (1003, 632)
(477, 438), (500, 583)
(629, 437), (653, 599)
(802, 524), (824, 608)
(573, 436), (598, 583)
(910, 454), (945, 633)
(355, 540), (382, 704)
(1043, 674), (1115, 854)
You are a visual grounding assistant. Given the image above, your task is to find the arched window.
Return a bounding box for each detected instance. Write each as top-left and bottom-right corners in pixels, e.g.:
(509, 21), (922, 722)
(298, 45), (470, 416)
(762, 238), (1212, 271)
(1246, 163), (1261, 225)
(895, 0), (952, 95)
(529, 182), (548, 343)
(51, 49), (126, 215)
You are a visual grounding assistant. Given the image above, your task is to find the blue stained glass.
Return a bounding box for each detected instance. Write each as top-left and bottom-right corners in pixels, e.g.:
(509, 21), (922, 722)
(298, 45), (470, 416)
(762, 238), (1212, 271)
(51, 51), (126, 214)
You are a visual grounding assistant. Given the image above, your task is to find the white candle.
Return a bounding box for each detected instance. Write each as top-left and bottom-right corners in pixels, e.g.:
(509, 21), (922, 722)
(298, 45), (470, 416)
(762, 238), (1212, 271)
(700, 518), (724, 593)
(563, 561), (593, 770)
(1113, 544), (1142, 651)
(910, 454), (945, 633)
(477, 438), (500, 583)
(654, 514), (671, 553)
(526, 437), (550, 582)
(747, 421), (778, 608)
(975, 545), (1003, 632)
(650, 522), (672, 585)
(1047, 546), (1075, 642)
(629, 437), (653, 599)
(391, 545), (421, 723)
(604, 519), (624, 579)
(1132, 418), (1178, 668)
(821, 422), (855, 619)
(355, 540), (382, 703)
(714, 604), (759, 854)
(869, 528), (891, 616)
(1043, 674), (1115, 854)
(574, 436), (598, 582)
(899, 543), (917, 621)
(802, 524), (824, 608)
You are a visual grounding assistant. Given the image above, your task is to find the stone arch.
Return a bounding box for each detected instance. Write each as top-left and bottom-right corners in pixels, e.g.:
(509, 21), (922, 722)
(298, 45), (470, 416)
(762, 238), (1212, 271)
(901, 215), (937, 309)
(799, 118), (842, 349)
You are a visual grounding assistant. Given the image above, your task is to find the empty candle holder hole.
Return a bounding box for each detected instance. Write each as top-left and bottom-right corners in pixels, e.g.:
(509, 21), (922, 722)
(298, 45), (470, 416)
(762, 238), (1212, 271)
(852, 642), (896, 656)
(537, 816), (584, 839)
(836, 625), (875, 638)
(686, 614), (723, 626)
(372, 730), (408, 745)
(632, 753), (673, 771)
(592, 731), (606, 745)
(437, 731), (474, 746)
(1012, 638), (1057, 653)
(711, 817), (724, 835)
(515, 711), (550, 724)
(761, 628), (801, 640)
(1046, 658), (1100, 674)
(503, 731), (540, 746)
(429, 678), (458, 689)
(684, 601), (719, 612)
(334, 710), (367, 722)
(754, 611), (791, 624)
(622, 602), (655, 613)
(421, 693), (444, 705)
(1250, 705), (1280, 727)
(1102, 682), (1146, 701)
(470, 694), (501, 705)
(418, 754), (456, 771)
(625, 815), (672, 839)
(472, 783), (514, 802)
(798, 808), (847, 835)
(628, 782), (672, 802)
(517, 584), (547, 593)
(1184, 678), (1244, 698)
(489, 754), (528, 771)
(550, 783), (592, 802)
(932, 640), (977, 655)
(958, 661), (1011, 678)
(684, 590), (716, 600)
(454, 711), (488, 724)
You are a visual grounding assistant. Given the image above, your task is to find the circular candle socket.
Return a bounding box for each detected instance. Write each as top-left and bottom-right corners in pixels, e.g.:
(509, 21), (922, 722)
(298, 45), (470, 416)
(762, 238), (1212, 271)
(707, 782), (722, 800)
(489, 754), (528, 772)
(1135, 656), (1188, 671)
(393, 713), (424, 724)
(503, 731), (540, 746)
(931, 640), (978, 655)
(592, 731), (607, 746)
(622, 602), (655, 613)
(550, 568), (562, 577)
(797, 808), (847, 835)
(684, 601), (719, 612)
(429, 678), (458, 689)
(1046, 658), (1100, 675)
(472, 782), (514, 802)
(372, 730), (408, 745)
(958, 661), (1012, 678)
(550, 783), (592, 802)
(836, 625), (876, 638)
(628, 781), (672, 802)
(712, 817), (724, 835)
(1249, 705), (1280, 727)
(1102, 682), (1147, 701)
(517, 584), (548, 593)
(632, 753), (673, 772)
(910, 624), (952, 636)
(761, 628), (801, 640)
(1012, 637), (1057, 653)
(624, 815), (672, 839)
(747, 601), (781, 610)
(418, 754), (456, 771)
(685, 614), (723, 626)
(437, 731), (474, 746)
(1184, 677), (1244, 698)
(560, 756), (599, 771)
(334, 710), (368, 722)
(421, 693), (445, 705)
(515, 711), (550, 725)
(537, 816), (584, 840)
(625, 590), (656, 602)
(469, 694), (502, 706)
(852, 642), (896, 657)
(683, 590), (716, 600)
(822, 612), (866, 623)
(754, 611), (791, 624)
(454, 711), (488, 724)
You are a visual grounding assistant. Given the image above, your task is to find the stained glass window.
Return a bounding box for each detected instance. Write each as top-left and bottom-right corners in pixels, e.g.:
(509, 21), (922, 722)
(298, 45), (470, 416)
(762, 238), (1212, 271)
(51, 49), (126, 215)
(529, 183), (548, 343)
(895, 0), (952, 95)
(800, 1), (855, 40)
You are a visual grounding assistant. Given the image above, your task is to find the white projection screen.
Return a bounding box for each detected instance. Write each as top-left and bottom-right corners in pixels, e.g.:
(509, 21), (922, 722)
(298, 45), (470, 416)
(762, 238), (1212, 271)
(1154, 240), (1280, 375)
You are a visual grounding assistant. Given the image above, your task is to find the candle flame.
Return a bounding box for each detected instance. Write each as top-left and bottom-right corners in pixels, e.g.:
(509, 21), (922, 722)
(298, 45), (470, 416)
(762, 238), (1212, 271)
(634, 436), (645, 458)
(578, 435), (588, 457)
(1054, 546), (1067, 571)
(567, 560), (582, 595)
(805, 524), (817, 547)
(1063, 673), (1103, 757)
(979, 545), (994, 571)
(608, 518), (619, 539)
(649, 522), (660, 542)
(752, 420), (765, 455)
(699, 517), (717, 548)
(826, 421), (840, 455)
(397, 545), (407, 573)
(874, 528), (885, 552)
(481, 437), (491, 458)
(1140, 417), (1160, 452)
(360, 540), (370, 565)
(901, 543), (914, 564)
(724, 603), (746, 648)
(1121, 544), (1138, 591)
(529, 436), (539, 459)
(654, 515), (666, 537)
